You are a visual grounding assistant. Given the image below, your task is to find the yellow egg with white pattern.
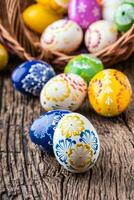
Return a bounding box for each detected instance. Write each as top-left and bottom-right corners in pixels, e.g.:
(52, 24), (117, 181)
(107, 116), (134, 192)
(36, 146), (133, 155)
(88, 69), (132, 117)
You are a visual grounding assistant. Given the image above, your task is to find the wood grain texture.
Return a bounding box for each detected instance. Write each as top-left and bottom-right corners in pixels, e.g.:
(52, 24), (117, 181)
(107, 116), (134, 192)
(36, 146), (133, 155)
(0, 56), (134, 200)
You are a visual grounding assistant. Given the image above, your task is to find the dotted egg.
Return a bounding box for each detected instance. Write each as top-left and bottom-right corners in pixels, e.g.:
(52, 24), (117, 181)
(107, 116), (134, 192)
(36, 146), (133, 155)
(40, 73), (87, 111)
(85, 20), (118, 53)
(53, 112), (100, 173)
(88, 69), (132, 117)
(40, 19), (83, 53)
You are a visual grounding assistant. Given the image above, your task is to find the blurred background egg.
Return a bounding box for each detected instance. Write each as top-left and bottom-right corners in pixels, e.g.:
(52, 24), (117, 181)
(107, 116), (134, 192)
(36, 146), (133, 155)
(102, 0), (124, 22)
(68, 0), (102, 30)
(40, 19), (83, 53)
(53, 112), (100, 173)
(88, 69), (132, 117)
(22, 4), (62, 34)
(0, 43), (8, 71)
(12, 60), (55, 96)
(124, 0), (134, 6)
(64, 54), (104, 83)
(85, 20), (118, 53)
(115, 4), (134, 32)
(36, 0), (69, 14)
(40, 73), (87, 111)
(29, 110), (70, 154)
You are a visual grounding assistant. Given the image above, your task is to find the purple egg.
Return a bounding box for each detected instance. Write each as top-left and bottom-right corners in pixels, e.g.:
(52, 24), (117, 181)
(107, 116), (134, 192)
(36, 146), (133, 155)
(68, 0), (102, 30)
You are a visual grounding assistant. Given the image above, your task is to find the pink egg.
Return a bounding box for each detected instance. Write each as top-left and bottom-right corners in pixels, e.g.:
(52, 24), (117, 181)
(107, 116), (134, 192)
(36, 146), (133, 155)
(68, 0), (102, 30)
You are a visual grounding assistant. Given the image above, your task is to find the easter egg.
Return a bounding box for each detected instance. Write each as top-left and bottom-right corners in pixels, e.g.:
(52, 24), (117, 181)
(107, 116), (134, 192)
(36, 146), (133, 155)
(22, 4), (62, 34)
(64, 54), (104, 83)
(85, 20), (118, 53)
(115, 4), (134, 32)
(40, 19), (83, 53)
(40, 73), (87, 111)
(36, 0), (69, 14)
(0, 43), (8, 71)
(124, 0), (134, 6)
(102, 0), (123, 22)
(68, 0), (101, 30)
(53, 112), (100, 173)
(12, 60), (55, 96)
(50, 0), (69, 14)
(88, 69), (132, 117)
(29, 110), (70, 154)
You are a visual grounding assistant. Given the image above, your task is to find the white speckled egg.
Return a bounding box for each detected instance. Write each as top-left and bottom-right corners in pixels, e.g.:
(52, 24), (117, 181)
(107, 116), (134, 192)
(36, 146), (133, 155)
(53, 112), (100, 173)
(85, 20), (118, 53)
(40, 73), (87, 111)
(40, 19), (83, 53)
(102, 0), (123, 22)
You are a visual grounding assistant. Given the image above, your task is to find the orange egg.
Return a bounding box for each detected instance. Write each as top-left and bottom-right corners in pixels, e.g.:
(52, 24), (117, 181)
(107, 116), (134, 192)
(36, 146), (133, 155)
(22, 4), (63, 34)
(0, 43), (8, 71)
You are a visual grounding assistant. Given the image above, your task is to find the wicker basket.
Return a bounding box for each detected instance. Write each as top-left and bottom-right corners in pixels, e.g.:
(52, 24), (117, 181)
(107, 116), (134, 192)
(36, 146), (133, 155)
(0, 0), (134, 68)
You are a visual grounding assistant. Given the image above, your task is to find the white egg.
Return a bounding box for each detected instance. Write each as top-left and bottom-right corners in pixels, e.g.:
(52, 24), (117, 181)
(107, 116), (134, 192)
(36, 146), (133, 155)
(40, 73), (87, 111)
(40, 19), (83, 53)
(85, 20), (118, 53)
(102, 0), (124, 22)
(53, 112), (100, 173)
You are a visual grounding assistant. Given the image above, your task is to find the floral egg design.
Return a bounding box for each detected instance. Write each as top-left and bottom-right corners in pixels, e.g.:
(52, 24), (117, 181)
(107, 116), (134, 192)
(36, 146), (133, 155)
(53, 113), (100, 173)
(88, 69), (132, 117)
(12, 60), (55, 96)
(85, 20), (118, 53)
(68, 0), (102, 30)
(40, 73), (87, 111)
(64, 54), (104, 83)
(29, 110), (70, 154)
(40, 19), (83, 53)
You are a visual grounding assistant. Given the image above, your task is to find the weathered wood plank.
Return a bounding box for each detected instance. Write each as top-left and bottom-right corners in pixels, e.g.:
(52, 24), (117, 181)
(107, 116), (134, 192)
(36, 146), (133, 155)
(0, 56), (134, 200)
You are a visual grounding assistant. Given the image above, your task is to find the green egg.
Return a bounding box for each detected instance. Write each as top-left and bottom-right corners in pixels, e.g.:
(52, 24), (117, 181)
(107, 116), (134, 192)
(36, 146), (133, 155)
(124, 0), (134, 7)
(115, 4), (134, 32)
(64, 54), (104, 83)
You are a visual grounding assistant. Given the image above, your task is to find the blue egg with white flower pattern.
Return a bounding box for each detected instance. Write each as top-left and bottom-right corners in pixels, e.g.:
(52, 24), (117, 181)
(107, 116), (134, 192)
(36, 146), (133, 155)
(11, 60), (55, 96)
(29, 110), (70, 154)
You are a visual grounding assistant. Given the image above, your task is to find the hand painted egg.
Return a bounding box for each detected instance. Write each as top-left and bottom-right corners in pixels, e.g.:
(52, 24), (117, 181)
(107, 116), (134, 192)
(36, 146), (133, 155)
(102, 0), (123, 22)
(88, 69), (132, 117)
(36, 0), (69, 14)
(68, 0), (102, 30)
(0, 43), (8, 71)
(115, 4), (134, 32)
(12, 60), (55, 96)
(85, 20), (118, 53)
(40, 19), (83, 53)
(40, 73), (87, 111)
(53, 112), (100, 173)
(22, 4), (62, 34)
(29, 110), (70, 154)
(64, 54), (104, 83)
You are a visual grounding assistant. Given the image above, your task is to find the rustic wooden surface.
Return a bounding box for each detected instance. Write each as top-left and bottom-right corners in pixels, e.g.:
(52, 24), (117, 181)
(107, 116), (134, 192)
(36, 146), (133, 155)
(0, 56), (134, 200)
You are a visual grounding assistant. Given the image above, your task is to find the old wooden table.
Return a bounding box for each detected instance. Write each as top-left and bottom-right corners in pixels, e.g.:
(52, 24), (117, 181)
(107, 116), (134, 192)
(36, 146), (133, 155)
(0, 56), (134, 200)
